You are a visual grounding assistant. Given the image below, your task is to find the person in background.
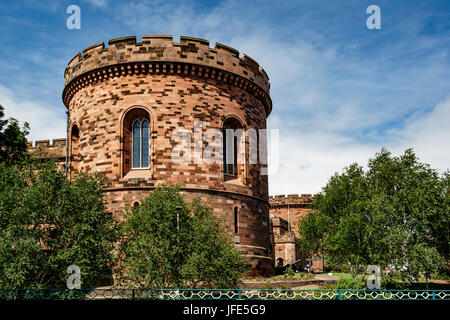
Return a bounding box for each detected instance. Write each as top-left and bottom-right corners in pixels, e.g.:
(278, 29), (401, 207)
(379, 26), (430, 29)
(305, 263), (310, 274)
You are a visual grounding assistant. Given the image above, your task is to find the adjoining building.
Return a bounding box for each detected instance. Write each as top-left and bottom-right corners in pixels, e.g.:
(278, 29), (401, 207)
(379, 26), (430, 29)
(269, 194), (324, 273)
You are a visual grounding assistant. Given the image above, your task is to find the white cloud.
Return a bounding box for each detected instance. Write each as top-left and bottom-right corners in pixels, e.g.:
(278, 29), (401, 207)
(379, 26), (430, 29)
(390, 96), (450, 172)
(83, 0), (108, 8)
(268, 96), (450, 196)
(268, 120), (380, 195)
(0, 85), (66, 143)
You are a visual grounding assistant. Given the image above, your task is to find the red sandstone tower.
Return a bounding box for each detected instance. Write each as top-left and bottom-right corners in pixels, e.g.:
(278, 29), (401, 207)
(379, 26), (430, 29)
(62, 35), (273, 274)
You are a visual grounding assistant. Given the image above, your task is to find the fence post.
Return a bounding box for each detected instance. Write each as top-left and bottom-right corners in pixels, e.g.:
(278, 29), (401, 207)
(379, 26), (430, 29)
(338, 289), (341, 300)
(432, 291), (435, 300)
(16, 289), (22, 301)
(239, 289), (242, 299)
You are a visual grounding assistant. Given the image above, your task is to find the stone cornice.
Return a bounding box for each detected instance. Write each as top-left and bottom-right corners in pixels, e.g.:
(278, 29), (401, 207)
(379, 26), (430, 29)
(103, 185), (270, 205)
(62, 61), (272, 116)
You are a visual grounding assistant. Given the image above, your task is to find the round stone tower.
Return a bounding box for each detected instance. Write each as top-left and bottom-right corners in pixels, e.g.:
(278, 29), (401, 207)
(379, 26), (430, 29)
(62, 35), (273, 275)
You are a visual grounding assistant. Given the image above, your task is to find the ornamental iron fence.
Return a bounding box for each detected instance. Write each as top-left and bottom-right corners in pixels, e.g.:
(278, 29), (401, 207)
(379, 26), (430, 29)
(0, 289), (449, 300)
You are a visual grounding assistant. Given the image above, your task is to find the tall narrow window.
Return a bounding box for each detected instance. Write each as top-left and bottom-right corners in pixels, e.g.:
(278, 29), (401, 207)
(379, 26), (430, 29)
(234, 207), (239, 234)
(70, 124), (80, 175)
(70, 124), (80, 160)
(132, 118), (150, 169)
(223, 117), (242, 177)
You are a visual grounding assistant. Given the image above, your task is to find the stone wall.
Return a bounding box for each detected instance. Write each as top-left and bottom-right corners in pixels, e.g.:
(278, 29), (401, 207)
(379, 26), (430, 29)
(269, 194), (313, 238)
(269, 194), (324, 272)
(27, 139), (66, 161)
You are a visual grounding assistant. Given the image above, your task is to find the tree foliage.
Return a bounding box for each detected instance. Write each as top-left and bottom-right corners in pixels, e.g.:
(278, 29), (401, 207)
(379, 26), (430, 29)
(116, 185), (247, 289)
(0, 158), (117, 288)
(298, 148), (449, 280)
(0, 104), (30, 164)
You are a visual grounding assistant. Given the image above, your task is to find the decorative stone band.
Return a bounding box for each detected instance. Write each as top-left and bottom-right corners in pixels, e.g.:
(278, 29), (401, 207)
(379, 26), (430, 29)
(236, 244), (271, 260)
(62, 35), (272, 115)
(245, 255), (273, 261)
(103, 186), (270, 205)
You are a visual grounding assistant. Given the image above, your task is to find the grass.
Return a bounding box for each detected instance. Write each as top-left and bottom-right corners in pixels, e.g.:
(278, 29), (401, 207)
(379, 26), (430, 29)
(270, 273), (312, 280)
(326, 272), (354, 280)
(316, 272), (366, 281)
(319, 271), (450, 290)
(244, 273), (315, 282)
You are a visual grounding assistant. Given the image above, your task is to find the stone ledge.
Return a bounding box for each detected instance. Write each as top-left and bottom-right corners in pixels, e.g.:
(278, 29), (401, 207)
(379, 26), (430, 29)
(103, 186), (270, 204)
(122, 169), (153, 181)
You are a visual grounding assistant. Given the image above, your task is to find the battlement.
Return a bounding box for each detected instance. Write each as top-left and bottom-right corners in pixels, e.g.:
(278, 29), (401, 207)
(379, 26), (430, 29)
(27, 138), (66, 159)
(63, 35), (271, 113)
(274, 232), (296, 243)
(269, 194), (314, 206)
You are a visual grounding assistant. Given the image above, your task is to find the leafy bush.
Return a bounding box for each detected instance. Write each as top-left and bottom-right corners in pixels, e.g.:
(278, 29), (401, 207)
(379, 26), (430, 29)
(0, 158), (117, 288)
(286, 266), (295, 277)
(116, 184), (247, 289)
(298, 149), (450, 279)
(333, 277), (366, 289)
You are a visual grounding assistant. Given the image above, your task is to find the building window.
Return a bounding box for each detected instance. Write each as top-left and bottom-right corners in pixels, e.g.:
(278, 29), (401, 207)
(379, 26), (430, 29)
(234, 207), (239, 234)
(223, 117), (242, 177)
(122, 108), (151, 177)
(132, 118), (149, 169)
(69, 124), (80, 174)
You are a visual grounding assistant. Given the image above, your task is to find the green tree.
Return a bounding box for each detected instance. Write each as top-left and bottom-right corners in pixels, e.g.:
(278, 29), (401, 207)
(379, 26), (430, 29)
(117, 185), (247, 288)
(0, 157), (117, 288)
(0, 104), (30, 164)
(298, 148), (449, 281)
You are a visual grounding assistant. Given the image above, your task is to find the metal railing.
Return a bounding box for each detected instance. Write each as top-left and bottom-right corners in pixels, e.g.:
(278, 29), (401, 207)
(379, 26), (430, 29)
(0, 289), (449, 300)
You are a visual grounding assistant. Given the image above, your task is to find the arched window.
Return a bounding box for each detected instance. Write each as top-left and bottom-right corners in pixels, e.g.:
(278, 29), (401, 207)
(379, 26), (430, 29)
(132, 118), (150, 169)
(122, 108), (151, 177)
(223, 117), (243, 177)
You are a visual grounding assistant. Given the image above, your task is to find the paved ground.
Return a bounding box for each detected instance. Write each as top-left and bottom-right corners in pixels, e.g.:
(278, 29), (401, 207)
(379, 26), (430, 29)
(431, 279), (450, 284)
(290, 284), (321, 289)
(314, 274), (340, 281)
(241, 274), (339, 289)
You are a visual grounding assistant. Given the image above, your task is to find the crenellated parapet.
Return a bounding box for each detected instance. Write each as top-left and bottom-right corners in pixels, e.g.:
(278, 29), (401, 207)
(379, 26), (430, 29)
(274, 232), (296, 243)
(269, 194), (314, 207)
(27, 139), (66, 160)
(63, 35), (272, 114)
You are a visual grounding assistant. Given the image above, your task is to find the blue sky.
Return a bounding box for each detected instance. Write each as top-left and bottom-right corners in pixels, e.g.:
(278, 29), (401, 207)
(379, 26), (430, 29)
(1, 0), (449, 195)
